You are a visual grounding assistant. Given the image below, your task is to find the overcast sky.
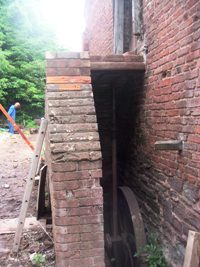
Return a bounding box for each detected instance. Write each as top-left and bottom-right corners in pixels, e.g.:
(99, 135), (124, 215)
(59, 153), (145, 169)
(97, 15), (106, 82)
(41, 0), (86, 51)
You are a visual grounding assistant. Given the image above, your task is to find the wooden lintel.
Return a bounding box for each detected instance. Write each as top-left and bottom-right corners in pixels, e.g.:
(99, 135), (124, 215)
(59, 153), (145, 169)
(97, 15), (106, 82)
(155, 140), (183, 151)
(90, 54), (144, 62)
(91, 61), (145, 71)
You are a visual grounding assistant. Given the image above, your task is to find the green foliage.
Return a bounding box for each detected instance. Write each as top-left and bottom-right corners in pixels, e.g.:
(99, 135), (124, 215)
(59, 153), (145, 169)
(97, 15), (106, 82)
(0, 0), (57, 121)
(31, 253), (46, 267)
(25, 119), (37, 129)
(135, 233), (169, 267)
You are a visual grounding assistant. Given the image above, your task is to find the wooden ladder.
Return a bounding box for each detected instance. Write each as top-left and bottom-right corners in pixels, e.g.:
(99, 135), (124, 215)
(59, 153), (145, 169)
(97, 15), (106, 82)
(12, 118), (48, 253)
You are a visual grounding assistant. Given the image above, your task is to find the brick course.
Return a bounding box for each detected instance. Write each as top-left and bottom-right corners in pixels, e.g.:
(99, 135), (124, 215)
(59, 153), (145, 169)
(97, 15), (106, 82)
(123, 1), (200, 266)
(45, 52), (105, 267)
(84, 0), (113, 55)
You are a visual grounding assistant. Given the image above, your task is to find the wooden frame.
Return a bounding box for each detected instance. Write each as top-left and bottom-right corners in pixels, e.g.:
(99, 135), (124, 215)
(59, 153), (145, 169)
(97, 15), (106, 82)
(131, 0), (142, 51)
(113, 0), (124, 54)
(183, 231), (200, 267)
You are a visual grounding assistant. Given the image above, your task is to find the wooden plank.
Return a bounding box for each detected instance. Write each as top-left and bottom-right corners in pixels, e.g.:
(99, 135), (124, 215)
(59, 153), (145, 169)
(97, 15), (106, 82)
(91, 61), (145, 71)
(132, 0), (142, 35)
(46, 76), (91, 84)
(131, 0), (142, 51)
(183, 231), (200, 267)
(155, 140), (183, 151)
(0, 217), (46, 234)
(113, 0), (124, 54)
(12, 118), (48, 253)
(36, 165), (47, 220)
(90, 54), (144, 62)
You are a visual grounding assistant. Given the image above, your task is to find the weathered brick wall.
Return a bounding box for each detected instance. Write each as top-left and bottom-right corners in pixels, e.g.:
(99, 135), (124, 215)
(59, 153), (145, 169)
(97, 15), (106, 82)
(45, 52), (105, 267)
(84, 0), (200, 266)
(84, 0), (113, 55)
(84, 0), (143, 54)
(123, 1), (200, 266)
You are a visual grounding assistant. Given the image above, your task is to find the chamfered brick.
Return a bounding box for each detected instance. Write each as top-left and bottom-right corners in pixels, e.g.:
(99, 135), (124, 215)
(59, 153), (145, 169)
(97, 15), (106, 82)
(51, 162), (77, 172)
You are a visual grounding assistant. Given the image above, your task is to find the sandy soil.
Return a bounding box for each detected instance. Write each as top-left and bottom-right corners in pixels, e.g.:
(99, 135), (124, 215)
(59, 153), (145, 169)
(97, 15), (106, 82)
(0, 132), (55, 267)
(0, 133), (36, 219)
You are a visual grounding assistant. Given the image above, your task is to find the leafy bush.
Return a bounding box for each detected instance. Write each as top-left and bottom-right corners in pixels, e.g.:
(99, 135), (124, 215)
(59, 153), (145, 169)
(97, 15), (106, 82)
(25, 119), (37, 129)
(0, 0), (57, 121)
(31, 253), (46, 267)
(135, 233), (169, 267)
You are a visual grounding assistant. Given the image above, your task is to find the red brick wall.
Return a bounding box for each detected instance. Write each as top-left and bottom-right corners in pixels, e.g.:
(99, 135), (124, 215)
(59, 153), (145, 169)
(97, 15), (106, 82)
(124, 0), (200, 266)
(45, 52), (105, 267)
(84, 0), (200, 266)
(84, 0), (113, 55)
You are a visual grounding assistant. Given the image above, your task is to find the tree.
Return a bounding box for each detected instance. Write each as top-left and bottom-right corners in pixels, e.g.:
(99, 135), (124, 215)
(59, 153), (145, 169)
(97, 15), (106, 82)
(0, 0), (57, 124)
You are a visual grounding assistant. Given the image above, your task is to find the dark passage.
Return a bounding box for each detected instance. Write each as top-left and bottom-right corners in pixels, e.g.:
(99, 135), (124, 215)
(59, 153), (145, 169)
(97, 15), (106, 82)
(92, 70), (146, 267)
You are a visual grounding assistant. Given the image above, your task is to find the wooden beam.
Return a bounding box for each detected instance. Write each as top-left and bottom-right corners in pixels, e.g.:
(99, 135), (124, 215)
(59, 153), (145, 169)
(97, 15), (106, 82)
(183, 231), (200, 267)
(36, 165), (47, 220)
(90, 54), (144, 62)
(130, 0), (142, 51)
(132, 0), (142, 35)
(91, 61), (145, 71)
(155, 140), (183, 151)
(113, 0), (124, 54)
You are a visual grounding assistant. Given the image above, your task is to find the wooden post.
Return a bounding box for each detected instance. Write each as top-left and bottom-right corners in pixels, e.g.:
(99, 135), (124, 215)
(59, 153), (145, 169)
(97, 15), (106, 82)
(36, 165), (47, 220)
(132, 0), (141, 35)
(131, 0), (142, 51)
(12, 118), (48, 253)
(113, 0), (124, 54)
(183, 230), (200, 267)
(112, 87), (118, 239)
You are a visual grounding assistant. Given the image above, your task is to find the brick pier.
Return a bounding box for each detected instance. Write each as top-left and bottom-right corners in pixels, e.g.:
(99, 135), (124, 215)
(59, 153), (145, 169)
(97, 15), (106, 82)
(45, 52), (105, 267)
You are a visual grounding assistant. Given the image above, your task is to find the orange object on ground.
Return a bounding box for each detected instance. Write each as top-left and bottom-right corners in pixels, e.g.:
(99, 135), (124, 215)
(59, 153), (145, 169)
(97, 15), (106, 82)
(0, 104), (34, 151)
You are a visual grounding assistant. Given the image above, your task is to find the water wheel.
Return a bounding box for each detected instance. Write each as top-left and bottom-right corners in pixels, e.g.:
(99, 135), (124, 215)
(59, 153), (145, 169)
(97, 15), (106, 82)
(105, 186), (147, 267)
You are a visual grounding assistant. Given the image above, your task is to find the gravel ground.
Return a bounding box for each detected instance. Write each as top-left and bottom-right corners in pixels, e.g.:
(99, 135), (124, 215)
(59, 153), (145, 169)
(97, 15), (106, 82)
(0, 132), (55, 267)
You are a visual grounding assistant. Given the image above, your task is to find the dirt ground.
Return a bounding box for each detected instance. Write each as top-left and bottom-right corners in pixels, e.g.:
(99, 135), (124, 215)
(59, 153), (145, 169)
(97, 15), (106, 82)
(0, 131), (55, 267)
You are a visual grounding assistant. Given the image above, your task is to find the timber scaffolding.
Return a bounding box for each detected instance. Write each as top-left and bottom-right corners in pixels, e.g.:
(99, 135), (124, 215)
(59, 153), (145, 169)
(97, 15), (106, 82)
(45, 51), (146, 267)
